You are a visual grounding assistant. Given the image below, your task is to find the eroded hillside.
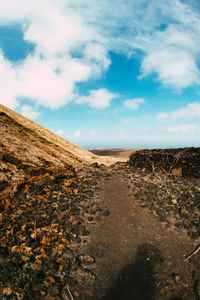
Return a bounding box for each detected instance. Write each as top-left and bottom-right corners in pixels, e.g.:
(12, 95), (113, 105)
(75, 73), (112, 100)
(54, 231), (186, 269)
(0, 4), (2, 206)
(0, 104), (117, 192)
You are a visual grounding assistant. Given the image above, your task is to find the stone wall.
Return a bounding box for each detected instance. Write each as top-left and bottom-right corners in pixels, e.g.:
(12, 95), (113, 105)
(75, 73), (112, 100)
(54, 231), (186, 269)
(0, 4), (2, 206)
(129, 147), (200, 177)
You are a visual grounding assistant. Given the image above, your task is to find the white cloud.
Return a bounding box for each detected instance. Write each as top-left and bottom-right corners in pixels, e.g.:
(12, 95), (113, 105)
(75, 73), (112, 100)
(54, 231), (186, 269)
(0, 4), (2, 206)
(0, 51), (18, 109)
(0, 0), (110, 110)
(140, 49), (200, 89)
(124, 98), (145, 110)
(16, 55), (92, 109)
(20, 105), (40, 120)
(55, 130), (64, 136)
(134, 3), (200, 89)
(157, 102), (200, 121)
(89, 130), (97, 136)
(74, 130), (81, 138)
(168, 124), (200, 134)
(76, 88), (117, 109)
(0, 0), (200, 111)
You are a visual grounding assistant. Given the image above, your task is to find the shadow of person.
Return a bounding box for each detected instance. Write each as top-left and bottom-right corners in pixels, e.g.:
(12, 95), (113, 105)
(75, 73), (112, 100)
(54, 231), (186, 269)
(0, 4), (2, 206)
(100, 242), (161, 300)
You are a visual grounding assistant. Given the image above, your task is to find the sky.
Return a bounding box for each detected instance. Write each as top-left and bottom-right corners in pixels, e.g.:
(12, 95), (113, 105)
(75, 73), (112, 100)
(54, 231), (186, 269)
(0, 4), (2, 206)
(0, 0), (200, 148)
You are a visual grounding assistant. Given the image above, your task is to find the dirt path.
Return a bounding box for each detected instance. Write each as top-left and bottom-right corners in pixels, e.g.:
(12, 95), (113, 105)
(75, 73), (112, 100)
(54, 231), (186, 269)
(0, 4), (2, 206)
(82, 174), (200, 300)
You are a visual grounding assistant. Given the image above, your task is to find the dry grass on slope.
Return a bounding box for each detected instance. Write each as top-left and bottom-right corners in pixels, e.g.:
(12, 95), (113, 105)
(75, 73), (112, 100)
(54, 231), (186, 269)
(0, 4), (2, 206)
(0, 104), (117, 167)
(0, 104), (118, 195)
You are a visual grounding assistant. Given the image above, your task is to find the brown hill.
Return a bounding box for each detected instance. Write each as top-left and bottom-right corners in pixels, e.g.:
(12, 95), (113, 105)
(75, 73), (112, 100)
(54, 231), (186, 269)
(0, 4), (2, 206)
(0, 104), (117, 191)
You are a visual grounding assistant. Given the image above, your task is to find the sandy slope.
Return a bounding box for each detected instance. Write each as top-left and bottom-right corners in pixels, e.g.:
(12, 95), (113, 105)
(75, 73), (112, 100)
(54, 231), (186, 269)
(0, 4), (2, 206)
(0, 104), (117, 168)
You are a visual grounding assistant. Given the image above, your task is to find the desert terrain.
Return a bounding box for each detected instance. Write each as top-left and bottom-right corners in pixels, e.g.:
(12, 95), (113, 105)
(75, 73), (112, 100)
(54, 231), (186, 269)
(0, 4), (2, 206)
(89, 148), (140, 161)
(0, 104), (200, 300)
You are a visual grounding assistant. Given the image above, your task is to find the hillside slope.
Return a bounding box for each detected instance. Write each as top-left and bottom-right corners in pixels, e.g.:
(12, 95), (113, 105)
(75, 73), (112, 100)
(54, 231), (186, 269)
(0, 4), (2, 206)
(0, 104), (115, 166)
(0, 104), (117, 191)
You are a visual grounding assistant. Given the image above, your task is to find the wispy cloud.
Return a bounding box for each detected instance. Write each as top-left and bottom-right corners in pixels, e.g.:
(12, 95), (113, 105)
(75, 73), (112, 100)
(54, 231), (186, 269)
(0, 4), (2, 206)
(140, 49), (199, 89)
(89, 130), (97, 136)
(76, 88), (117, 109)
(124, 98), (145, 110)
(157, 102), (200, 121)
(20, 105), (40, 120)
(168, 124), (200, 134)
(73, 130), (81, 138)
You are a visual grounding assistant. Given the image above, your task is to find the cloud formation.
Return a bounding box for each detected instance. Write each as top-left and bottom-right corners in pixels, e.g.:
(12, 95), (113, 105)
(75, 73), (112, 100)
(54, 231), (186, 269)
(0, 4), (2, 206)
(140, 49), (199, 89)
(0, 0), (200, 111)
(89, 130), (97, 136)
(157, 102), (200, 121)
(20, 104), (40, 120)
(73, 130), (81, 138)
(168, 124), (200, 134)
(0, 0), (111, 109)
(124, 98), (145, 110)
(76, 89), (117, 109)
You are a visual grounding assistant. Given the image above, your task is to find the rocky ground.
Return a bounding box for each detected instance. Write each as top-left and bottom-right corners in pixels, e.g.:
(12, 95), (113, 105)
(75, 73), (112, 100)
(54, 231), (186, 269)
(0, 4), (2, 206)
(1, 147), (200, 299)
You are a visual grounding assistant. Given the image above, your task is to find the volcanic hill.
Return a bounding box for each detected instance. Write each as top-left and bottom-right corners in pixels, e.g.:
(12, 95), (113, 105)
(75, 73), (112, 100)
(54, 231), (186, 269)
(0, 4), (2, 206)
(1, 104), (200, 300)
(0, 104), (117, 191)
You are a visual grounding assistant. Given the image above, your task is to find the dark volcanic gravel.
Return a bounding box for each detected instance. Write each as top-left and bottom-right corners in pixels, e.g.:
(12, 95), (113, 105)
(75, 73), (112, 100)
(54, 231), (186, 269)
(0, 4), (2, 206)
(117, 147), (200, 239)
(0, 165), (103, 299)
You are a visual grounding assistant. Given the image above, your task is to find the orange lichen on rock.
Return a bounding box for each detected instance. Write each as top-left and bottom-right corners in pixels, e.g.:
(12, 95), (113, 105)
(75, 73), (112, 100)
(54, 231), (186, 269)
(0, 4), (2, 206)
(59, 265), (63, 271)
(58, 244), (65, 250)
(24, 184), (30, 193)
(41, 235), (51, 246)
(172, 167), (182, 176)
(0, 194), (12, 210)
(61, 238), (69, 243)
(38, 195), (48, 202)
(35, 258), (42, 264)
(56, 257), (63, 263)
(48, 277), (55, 283)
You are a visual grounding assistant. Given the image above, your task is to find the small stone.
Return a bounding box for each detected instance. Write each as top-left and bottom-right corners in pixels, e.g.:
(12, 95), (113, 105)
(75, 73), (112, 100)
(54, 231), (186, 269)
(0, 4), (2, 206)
(91, 163), (99, 168)
(171, 168), (182, 176)
(170, 272), (180, 282)
(3, 287), (12, 296)
(79, 254), (95, 268)
(102, 210), (110, 216)
(171, 199), (177, 205)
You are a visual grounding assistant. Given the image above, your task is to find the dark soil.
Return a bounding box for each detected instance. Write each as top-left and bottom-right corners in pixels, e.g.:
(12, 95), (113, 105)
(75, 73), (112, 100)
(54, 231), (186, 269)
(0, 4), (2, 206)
(1, 147), (200, 299)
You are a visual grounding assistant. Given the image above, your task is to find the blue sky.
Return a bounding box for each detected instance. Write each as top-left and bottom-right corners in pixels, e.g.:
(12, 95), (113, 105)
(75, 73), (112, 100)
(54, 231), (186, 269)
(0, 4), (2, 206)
(0, 0), (200, 148)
